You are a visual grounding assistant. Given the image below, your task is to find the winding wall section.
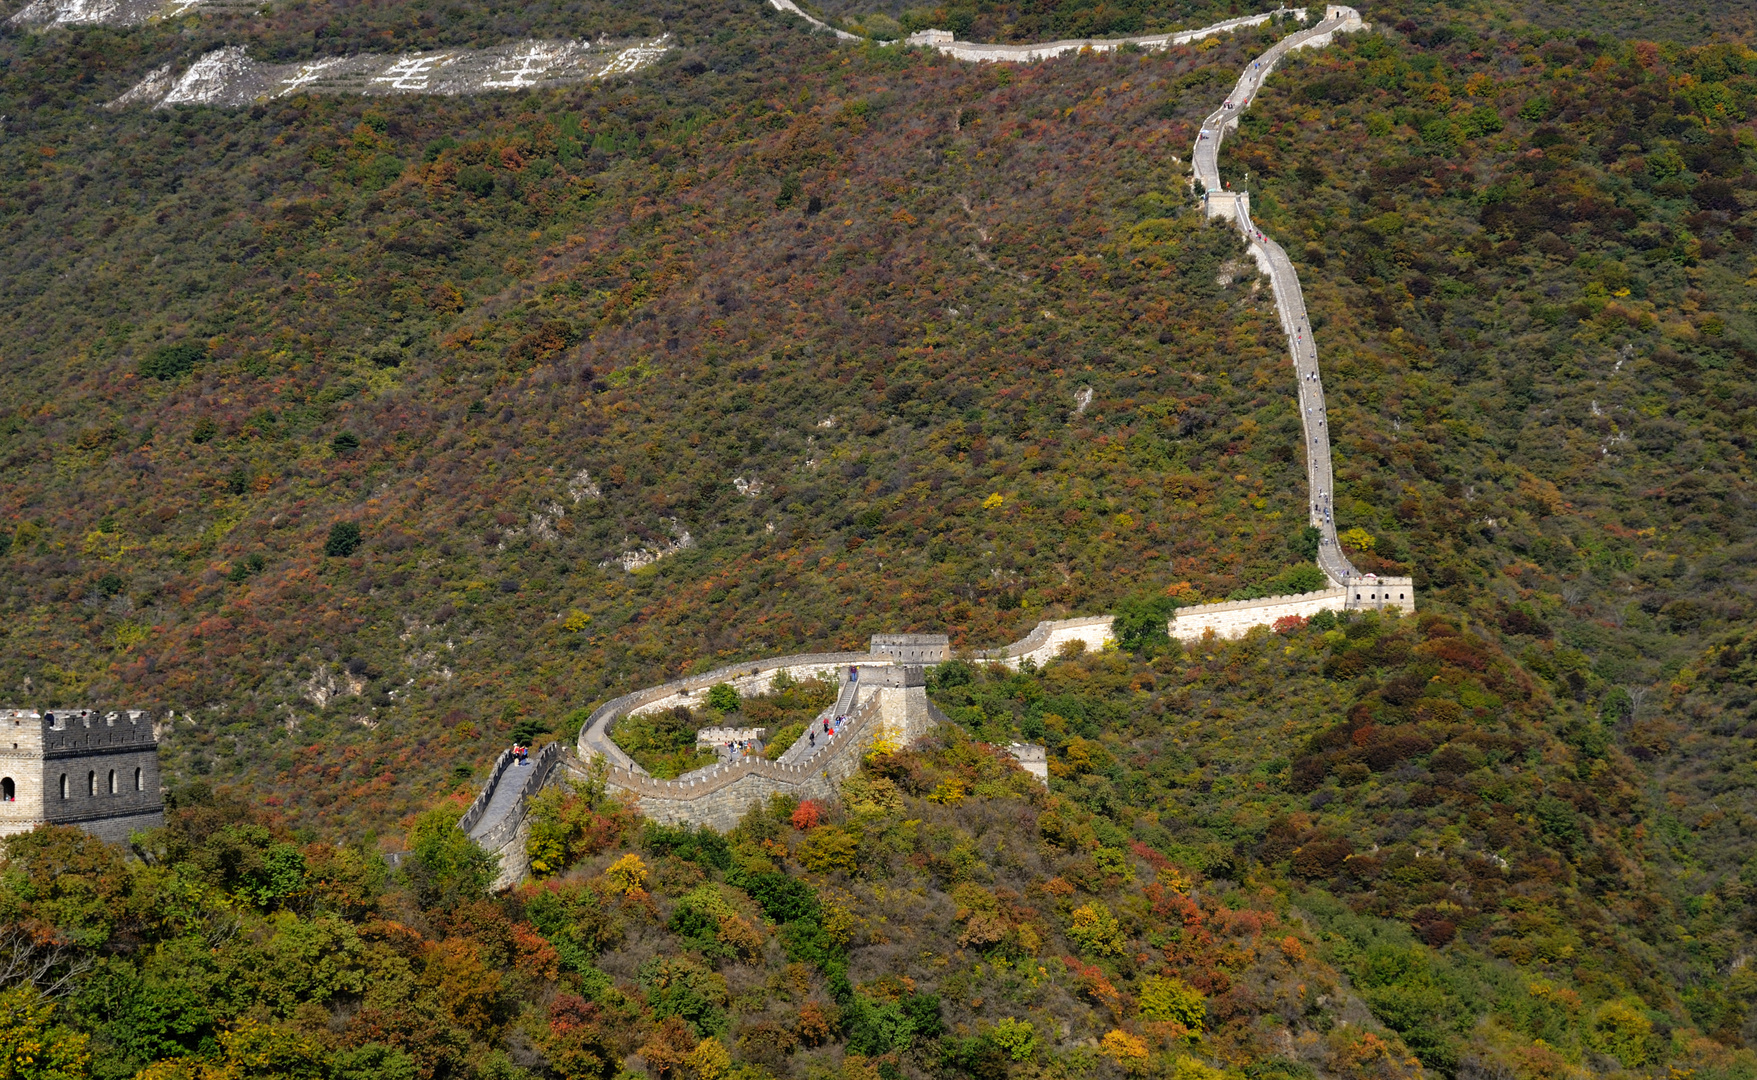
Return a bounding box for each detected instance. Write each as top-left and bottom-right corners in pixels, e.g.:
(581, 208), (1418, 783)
(1192, 5), (1368, 588)
(462, 7), (1414, 882)
(764, 1), (1314, 61)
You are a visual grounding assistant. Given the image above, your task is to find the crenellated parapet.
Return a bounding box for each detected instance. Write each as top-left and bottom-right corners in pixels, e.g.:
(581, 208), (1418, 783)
(40, 708), (160, 753)
(1169, 577), (1413, 642)
(0, 707), (165, 843)
(455, 634), (953, 879)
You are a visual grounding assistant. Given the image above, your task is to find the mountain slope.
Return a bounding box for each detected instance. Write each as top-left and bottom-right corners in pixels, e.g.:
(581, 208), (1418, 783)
(3, 2), (1757, 1079)
(1, 11), (1336, 827)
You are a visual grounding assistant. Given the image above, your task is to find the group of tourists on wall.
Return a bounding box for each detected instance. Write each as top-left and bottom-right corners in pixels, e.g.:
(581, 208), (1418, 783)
(808, 715), (845, 751)
(723, 737), (762, 759)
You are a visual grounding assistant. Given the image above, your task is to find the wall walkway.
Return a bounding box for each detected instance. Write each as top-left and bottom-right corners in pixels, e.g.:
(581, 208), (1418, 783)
(761, 0), (1311, 57)
(462, 741), (564, 889)
(972, 616), (1116, 668)
(1192, 6), (1371, 590)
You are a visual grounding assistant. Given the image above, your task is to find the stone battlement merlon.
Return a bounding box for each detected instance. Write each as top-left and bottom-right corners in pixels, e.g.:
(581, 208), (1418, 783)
(2, 709), (159, 748)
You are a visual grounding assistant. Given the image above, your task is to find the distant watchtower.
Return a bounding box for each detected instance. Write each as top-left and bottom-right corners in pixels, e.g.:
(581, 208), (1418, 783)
(0, 709), (165, 844)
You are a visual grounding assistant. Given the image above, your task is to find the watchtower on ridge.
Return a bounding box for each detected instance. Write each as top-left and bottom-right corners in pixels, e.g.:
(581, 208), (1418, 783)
(868, 634), (949, 664)
(0, 708), (165, 844)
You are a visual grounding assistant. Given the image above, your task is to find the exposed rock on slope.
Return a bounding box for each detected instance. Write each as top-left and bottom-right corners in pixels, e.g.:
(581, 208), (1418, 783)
(109, 36), (670, 108)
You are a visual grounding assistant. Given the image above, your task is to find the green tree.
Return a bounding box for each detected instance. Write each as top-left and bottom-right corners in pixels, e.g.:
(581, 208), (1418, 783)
(1139, 976), (1206, 1029)
(323, 522), (362, 558)
(331, 1044), (419, 1080)
(0, 985), (90, 1080)
(989, 1017), (1038, 1061)
(239, 843), (308, 908)
(704, 684), (740, 714)
(1066, 901), (1126, 957)
(1586, 1000), (1654, 1068)
(401, 808), (496, 907)
(1113, 594), (1176, 655)
(1289, 525), (1320, 561)
(136, 342), (205, 381)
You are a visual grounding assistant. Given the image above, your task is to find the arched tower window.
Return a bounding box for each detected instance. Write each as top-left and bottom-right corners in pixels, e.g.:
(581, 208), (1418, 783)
(59, 775), (67, 799)
(108, 770), (116, 795)
(1, 778), (13, 802)
(135, 768), (142, 792)
(87, 771), (95, 797)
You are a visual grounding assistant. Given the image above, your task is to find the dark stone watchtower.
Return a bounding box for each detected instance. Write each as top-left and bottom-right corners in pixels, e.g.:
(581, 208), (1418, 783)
(0, 709), (165, 844)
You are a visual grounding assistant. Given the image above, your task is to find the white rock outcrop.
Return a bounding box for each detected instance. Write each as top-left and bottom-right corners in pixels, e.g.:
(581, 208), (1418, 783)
(110, 35), (670, 109)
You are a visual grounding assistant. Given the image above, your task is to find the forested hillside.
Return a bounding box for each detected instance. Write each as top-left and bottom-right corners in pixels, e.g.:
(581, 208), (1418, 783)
(0, 1), (1335, 822)
(3, 0), (1757, 1077)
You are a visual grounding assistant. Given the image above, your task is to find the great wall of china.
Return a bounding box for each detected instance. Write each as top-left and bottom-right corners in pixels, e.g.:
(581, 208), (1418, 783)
(458, 4), (1416, 886)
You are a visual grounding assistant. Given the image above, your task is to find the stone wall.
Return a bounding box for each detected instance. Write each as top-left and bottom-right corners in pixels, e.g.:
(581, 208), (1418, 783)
(472, 741), (565, 890)
(41, 737), (164, 828)
(696, 726), (767, 747)
(1343, 576), (1415, 612)
(902, 9), (1305, 63)
(1169, 577), (1415, 641)
(1203, 190), (1251, 221)
(617, 653), (874, 726)
(875, 674), (933, 746)
(63, 809), (165, 846)
(588, 692), (894, 831)
(870, 634), (950, 664)
(458, 748), (516, 835)
(598, 760), (848, 833)
(1170, 588), (1348, 641)
(1004, 743), (1049, 785)
(483, 813), (535, 892)
(975, 616), (1117, 668)
(0, 710), (48, 837)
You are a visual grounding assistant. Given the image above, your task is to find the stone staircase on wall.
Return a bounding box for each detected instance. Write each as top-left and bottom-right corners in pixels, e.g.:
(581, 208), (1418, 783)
(461, 741), (565, 889)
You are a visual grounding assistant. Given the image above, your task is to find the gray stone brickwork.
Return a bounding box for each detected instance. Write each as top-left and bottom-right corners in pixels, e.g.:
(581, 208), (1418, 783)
(0, 708), (165, 843)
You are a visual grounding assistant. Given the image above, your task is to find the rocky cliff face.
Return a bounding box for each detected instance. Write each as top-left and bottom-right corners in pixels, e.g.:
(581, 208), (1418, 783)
(109, 36), (670, 108)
